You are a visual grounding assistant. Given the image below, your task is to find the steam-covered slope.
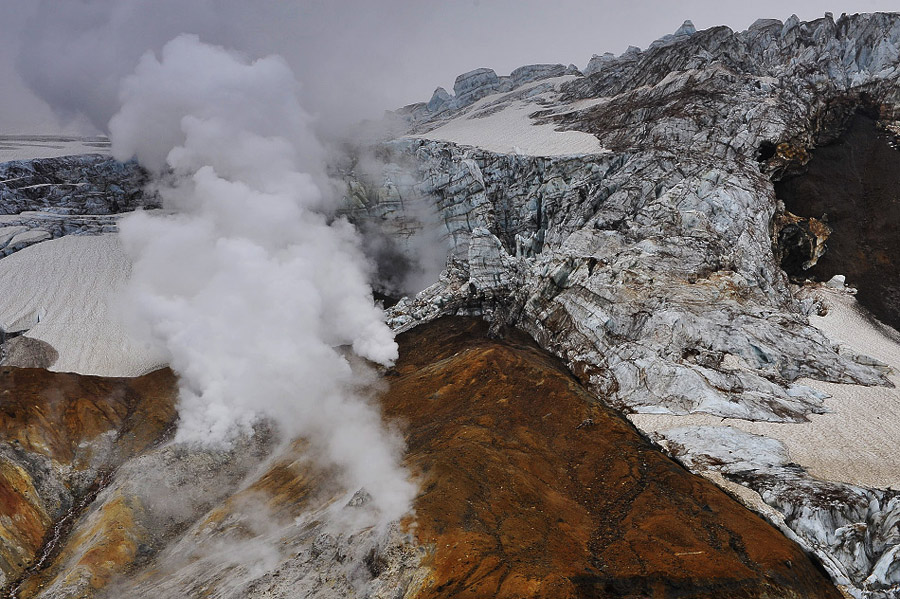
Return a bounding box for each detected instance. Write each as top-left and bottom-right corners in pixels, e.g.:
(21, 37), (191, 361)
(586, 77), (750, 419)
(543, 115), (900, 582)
(0, 366), (176, 592)
(347, 12), (900, 597)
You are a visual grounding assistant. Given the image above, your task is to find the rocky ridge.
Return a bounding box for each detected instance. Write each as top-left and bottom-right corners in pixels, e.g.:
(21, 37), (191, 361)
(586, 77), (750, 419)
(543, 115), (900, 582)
(415, 63), (580, 119)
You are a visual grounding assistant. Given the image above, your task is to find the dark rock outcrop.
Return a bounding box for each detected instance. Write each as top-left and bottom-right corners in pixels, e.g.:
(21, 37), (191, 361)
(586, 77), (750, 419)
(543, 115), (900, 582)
(0, 337), (59, 369)
(776, 111), (900, 330)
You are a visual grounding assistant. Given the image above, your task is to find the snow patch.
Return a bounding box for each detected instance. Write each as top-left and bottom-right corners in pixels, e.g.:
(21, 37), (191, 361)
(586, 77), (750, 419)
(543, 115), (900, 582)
(0, 234), (166, 376)
(409, 75), (609, 156)
(414, 100), (608, 156)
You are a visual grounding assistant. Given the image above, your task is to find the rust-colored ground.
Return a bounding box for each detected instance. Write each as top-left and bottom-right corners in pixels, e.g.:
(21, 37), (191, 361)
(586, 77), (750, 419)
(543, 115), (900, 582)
(0, 367), (176, 589)
(1, 322), (843, 599)
(0, 366), (177, 464)
(385, 317), (841, 599)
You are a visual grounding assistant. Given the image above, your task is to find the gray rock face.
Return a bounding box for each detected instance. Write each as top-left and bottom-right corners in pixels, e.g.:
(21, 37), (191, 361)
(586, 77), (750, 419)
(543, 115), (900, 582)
(0, 335), (58, 368)
(583, 52), (616, 76)
(346, 12), (900, 598)
(674, 19), (697, 36)
(358, 138), (885, 418)
(0, 155), (148, 216)
(644, 19), (698, 51)
(425, 86), (452, 113)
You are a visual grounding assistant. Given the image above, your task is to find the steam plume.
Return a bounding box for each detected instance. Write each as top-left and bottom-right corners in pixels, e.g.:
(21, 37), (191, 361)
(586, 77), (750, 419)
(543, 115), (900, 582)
(111, 35), (414, 522)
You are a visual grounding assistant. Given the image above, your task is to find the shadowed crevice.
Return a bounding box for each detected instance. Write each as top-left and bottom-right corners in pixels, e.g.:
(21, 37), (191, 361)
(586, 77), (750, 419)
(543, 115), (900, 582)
(775, 111), (900, 331)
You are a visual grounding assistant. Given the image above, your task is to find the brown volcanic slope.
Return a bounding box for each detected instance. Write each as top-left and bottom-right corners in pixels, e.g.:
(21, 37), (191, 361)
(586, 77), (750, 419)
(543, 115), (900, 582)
(0, 320), (841, 598)
(0, 367), (177, 463)
(387, 318), (840, 599)
(0, 367), (177, 591)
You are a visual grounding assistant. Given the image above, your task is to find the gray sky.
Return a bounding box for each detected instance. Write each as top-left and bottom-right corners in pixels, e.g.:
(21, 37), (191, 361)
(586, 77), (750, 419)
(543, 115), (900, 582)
(1, 0), (897, 135)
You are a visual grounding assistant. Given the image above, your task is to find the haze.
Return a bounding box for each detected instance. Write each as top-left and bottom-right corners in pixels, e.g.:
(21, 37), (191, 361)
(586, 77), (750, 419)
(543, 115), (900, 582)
(0, 0), (897, 136)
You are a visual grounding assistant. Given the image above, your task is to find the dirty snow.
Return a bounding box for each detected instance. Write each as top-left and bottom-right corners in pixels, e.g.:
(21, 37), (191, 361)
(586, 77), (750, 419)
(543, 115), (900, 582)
(416, 100), (608, 156)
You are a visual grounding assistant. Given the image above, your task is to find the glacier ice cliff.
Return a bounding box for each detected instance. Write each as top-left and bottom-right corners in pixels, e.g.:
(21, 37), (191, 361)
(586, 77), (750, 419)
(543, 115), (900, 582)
(0, 155), (152, 257)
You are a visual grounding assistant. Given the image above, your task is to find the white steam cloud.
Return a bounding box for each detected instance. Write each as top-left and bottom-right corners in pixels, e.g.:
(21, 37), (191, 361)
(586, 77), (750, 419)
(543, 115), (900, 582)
(110, 35), (414, 522)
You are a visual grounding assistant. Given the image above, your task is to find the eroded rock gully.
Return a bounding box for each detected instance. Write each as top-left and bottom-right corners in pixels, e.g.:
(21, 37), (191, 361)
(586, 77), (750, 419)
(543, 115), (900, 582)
(0, 367), (177, 592)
